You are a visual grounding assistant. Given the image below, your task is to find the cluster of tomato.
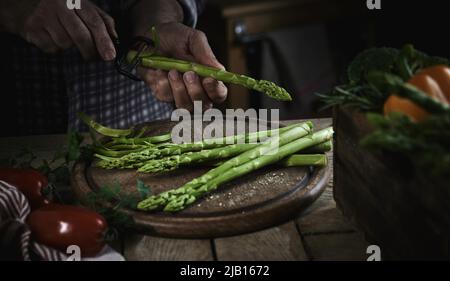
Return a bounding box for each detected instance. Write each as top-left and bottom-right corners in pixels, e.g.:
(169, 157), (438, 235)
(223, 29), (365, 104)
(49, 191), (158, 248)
(0, 168), (107, 257)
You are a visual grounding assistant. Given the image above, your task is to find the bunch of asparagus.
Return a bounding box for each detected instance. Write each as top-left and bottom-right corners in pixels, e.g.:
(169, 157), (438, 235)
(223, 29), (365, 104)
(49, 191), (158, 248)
(137, 125), (333, 212)
(81, 114), (333, 212)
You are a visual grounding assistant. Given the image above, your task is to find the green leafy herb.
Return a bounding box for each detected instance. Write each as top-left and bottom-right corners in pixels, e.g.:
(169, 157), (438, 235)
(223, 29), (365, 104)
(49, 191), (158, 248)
(84, 183), (136, 231)
(136, 179), (152, 199)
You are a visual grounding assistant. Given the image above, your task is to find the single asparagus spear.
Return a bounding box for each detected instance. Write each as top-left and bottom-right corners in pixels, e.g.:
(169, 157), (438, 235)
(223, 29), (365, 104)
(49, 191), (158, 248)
(94, 146), (151, 158)
(104, 122), (293, 148)
(211, 153), (328, 167)
(208, 140), (332, 167)
(302, 140), (332, 153)
(280, 154), (328, 167)
(79, 112), (172, 145)
(127, 51), (292, 102)
(159, 127), (334, 212)
(137, 122), (314, 211)
(106, 144), (150, 151)
(138, 143), (259, 173)
(104, 134), (172, 147)
(78, 112), (134, 137)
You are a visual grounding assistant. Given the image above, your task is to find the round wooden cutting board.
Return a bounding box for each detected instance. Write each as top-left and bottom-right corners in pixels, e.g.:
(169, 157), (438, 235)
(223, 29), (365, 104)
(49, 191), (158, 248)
(71, 119), (332, 238)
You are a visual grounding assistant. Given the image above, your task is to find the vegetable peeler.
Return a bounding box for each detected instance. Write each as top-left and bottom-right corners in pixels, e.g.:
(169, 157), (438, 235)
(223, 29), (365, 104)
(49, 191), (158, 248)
(113, 36), (156, 81)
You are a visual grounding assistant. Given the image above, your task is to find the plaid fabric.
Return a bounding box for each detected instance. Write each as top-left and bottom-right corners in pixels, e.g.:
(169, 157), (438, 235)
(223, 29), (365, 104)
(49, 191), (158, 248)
(4, 0), (202, 135)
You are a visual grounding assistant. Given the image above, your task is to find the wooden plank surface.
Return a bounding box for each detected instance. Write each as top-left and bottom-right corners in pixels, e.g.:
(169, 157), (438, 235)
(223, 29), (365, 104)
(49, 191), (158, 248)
(124, 236), (213, 261)
(302, 232), (369, 261)
(296, 156), (356, 235)
(214, 222), (307, 261)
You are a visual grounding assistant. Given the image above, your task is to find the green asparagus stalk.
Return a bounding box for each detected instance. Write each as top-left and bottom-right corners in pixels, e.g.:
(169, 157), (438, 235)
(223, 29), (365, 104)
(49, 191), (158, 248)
(159, 127), (333, 212)
(104, 134), (172, 147)
(210, 153), (328, 167)
(106, 144), (150, 151)
(137, 122), (315, 211)
(302, 140), (332, 153)
(94, 146), (150, 158)
(280, 154), (327, 167)
(78, 112), (133, 137)
(127, 51), (292, 102)
(79, 112), (172, 145)
(138, 143), (259, 173)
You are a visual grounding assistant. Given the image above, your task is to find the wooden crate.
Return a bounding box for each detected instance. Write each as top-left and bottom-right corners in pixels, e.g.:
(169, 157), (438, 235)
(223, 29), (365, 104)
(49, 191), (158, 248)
(333, 106), (450, 260)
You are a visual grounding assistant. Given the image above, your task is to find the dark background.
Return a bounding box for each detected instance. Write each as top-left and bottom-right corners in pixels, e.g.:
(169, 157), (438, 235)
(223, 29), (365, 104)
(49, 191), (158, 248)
(1, 0), (449, 136)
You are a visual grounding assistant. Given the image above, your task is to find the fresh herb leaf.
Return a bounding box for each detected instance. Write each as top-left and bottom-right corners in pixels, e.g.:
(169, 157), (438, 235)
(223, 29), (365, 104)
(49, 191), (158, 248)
(136, 179), (152, 200)
(83, 182), (138, 231)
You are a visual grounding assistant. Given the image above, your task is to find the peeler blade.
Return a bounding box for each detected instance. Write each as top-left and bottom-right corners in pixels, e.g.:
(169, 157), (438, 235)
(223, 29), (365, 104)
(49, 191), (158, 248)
(114, 36), (156, 81)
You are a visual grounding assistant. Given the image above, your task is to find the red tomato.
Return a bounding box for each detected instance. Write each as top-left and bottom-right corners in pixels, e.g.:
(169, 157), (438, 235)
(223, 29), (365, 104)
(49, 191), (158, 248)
(27, 204), (108, 257)
(0, 168), (50, 210)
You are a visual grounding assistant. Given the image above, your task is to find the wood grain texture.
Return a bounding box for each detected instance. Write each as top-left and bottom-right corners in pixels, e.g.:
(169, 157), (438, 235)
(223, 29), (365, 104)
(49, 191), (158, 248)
(123, 235), (213, 261)
(214, 222), (307, 261)
(303, 232), (369, 261)
(297, 204), (355, 235)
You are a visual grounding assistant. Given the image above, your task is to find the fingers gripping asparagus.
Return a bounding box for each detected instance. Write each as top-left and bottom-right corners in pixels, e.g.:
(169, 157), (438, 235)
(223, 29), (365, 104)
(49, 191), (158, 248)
(137, 122), (314, 211)
(127, 51), (292, 101)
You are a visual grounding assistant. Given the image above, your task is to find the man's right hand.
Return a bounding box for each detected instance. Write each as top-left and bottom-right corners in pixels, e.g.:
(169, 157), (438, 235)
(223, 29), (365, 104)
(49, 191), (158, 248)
(2, 0), (118, 61)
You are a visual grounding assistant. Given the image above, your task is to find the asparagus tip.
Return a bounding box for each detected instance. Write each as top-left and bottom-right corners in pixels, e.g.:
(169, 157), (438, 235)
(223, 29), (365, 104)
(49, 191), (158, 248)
(257, 80), (293, 101)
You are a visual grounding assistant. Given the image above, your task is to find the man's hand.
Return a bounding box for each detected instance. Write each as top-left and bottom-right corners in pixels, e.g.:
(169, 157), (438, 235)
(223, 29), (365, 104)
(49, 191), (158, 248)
(4, 0), (118, 61)
(138, 22), (228, 111)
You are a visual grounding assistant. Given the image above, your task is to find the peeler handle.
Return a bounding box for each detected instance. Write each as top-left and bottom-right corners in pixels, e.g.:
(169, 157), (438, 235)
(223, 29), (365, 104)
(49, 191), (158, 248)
(114, 36), (156, 81)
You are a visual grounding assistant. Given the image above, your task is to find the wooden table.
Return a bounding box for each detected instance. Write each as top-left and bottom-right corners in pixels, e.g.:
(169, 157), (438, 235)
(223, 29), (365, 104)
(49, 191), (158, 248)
(0, 118), (370, 261)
